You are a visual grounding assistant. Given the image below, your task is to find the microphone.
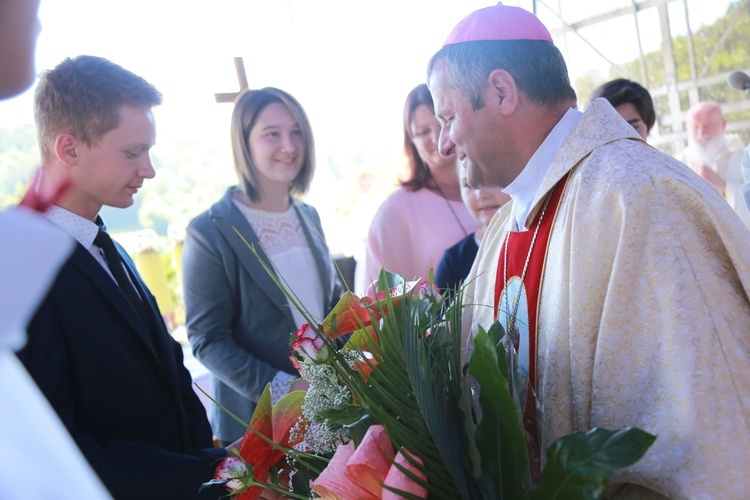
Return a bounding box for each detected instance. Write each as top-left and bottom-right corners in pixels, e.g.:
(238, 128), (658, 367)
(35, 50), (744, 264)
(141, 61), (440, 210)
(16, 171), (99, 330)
(728, 71), (750, 91)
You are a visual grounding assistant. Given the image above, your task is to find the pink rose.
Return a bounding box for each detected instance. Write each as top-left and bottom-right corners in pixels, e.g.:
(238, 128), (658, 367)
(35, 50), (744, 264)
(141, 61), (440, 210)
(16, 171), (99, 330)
(290, 323), (331, 364)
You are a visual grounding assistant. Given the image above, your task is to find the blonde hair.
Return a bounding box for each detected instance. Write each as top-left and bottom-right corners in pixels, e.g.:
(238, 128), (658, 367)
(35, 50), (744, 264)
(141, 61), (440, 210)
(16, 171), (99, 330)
(34, 55), (161, 162)
(230, 88), (315, 202)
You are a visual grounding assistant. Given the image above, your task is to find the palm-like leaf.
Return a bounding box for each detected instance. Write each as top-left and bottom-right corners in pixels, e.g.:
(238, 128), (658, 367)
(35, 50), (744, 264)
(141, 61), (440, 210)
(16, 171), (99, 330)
(329, 270), (475, 498)
(231, 237), (657, 499)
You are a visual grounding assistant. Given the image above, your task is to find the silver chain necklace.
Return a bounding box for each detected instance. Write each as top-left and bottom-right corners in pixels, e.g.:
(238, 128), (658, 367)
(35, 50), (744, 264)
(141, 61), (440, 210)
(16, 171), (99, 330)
(502, 191), (553, 342)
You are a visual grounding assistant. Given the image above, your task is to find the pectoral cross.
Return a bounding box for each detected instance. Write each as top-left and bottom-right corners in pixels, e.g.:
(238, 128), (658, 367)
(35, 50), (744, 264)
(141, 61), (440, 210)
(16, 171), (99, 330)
(214, 57), (249, 103)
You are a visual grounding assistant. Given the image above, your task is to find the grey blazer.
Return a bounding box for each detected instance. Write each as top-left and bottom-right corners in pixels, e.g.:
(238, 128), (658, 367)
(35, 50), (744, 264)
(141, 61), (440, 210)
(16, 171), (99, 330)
(183, 188), (341, 442)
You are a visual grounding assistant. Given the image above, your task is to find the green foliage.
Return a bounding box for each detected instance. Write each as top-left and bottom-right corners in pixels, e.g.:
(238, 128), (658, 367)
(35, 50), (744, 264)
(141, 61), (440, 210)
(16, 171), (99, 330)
(241, 239), (656, 499)
(468, 324), (527, 500)
(348, 283), (466, 498)
(578, 0), (750, 138)
(616, 2), (750, 95)
(399, 289), (476, 498)
(468, 323), (655, 500)
(529, 427), (657, 500)
(0, 124), (38, 208)
(316, 405), (371, 445)
(137, 139), (235, 232)
(317, 275), (655, 499)
(574, 70), (607, 107)
(289, 454), (329, 497)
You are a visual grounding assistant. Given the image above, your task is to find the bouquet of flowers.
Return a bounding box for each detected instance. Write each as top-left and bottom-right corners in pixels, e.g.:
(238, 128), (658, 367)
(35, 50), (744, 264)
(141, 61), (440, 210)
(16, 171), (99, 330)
(204, 261), (655, 499)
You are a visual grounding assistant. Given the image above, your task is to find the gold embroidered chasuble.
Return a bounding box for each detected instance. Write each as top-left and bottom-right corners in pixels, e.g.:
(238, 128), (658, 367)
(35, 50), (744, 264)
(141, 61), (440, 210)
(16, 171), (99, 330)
(461, 99), (750, 498)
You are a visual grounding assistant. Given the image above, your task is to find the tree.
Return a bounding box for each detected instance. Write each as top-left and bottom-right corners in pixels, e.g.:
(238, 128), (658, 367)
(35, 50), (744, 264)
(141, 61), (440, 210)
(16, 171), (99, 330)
(0, 124), (38, 207)
(577, 1), (750, 144)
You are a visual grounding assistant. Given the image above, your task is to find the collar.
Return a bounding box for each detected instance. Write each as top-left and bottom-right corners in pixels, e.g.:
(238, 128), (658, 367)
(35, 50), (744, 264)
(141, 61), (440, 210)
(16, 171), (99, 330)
(504, 107), (581, 230)
(46, 205), (101, 249)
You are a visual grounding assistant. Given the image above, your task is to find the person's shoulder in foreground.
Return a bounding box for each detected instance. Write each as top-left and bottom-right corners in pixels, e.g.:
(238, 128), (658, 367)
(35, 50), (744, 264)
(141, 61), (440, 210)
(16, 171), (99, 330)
(18, 54), (227, 499)
(0, 3), (114, 494)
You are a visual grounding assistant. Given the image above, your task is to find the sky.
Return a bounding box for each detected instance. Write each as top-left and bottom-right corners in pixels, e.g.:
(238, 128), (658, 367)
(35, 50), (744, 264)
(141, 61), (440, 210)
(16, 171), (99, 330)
(0, 0), (733, 152)
(0, 0), (514, 158)
(0, 0), (735, 252)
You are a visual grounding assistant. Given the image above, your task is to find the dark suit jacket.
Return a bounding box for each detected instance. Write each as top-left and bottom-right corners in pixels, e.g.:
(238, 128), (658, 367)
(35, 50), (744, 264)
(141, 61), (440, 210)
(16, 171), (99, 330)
(183, 189), (342, 442)
(19, 238), (226, 499)
(435, 232), (479, 304)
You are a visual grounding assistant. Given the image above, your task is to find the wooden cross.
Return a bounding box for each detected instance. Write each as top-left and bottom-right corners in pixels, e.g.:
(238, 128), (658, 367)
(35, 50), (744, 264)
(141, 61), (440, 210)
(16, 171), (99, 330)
(214, 57), (249, 103)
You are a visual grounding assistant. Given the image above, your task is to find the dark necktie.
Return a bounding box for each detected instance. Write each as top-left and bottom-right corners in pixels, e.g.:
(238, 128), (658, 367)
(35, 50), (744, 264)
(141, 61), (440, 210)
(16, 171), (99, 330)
(94, 229), (150, 326)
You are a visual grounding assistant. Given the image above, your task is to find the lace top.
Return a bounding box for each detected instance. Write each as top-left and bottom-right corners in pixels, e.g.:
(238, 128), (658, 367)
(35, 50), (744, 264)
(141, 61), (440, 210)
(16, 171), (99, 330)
(232, 195), (325, 327)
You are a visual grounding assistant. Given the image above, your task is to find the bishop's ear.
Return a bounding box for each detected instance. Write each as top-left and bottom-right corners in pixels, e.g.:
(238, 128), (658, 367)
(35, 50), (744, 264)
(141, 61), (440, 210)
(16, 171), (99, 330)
(487, 69), (518, 116)
(53, 133), (79, 165)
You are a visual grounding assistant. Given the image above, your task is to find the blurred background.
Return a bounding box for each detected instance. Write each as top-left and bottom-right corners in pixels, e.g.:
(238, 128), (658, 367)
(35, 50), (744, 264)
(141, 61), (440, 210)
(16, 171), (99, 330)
(1, 0), (748, 332)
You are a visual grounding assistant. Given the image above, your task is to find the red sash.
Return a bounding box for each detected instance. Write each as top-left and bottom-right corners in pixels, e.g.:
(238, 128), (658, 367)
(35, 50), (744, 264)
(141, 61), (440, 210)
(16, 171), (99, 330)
(493, 173), (569, 478)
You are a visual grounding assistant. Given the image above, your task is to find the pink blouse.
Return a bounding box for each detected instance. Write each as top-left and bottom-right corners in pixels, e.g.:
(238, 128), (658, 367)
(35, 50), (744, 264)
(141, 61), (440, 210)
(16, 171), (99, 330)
(359, 187), (480, 292)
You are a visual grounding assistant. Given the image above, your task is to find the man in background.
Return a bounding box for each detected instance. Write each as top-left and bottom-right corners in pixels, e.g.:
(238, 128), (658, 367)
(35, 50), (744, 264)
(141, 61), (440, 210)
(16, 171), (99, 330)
(681, 100), (750, 226)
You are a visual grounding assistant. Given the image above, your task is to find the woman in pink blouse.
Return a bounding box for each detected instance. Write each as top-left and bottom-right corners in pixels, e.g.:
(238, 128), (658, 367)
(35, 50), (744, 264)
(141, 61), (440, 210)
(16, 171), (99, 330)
(358, 84), (480, 290)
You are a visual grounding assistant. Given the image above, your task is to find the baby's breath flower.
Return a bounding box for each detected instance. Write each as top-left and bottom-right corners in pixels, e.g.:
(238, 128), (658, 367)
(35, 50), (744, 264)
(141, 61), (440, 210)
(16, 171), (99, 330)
(298, 363), (352, 452)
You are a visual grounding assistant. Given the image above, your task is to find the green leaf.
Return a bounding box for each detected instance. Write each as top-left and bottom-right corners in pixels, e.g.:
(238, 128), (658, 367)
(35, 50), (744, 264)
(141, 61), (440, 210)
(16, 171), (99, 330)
(289, 454), (330, 496)
(269, 467), (280, 486)
(468, 326), (528, 500)
(529, 427), (656, 500)
(316, 404), (363, 425)
(402, 304), (473, 498)
(376, 268), (404, 291)
(485, 321), (509, 380)
(337, 276), (465, 498)
(316, 405), (372, 445)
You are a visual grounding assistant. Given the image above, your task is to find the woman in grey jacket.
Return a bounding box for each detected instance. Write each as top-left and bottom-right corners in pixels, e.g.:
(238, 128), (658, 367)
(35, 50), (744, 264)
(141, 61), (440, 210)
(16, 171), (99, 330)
(183, 88), (342, 444)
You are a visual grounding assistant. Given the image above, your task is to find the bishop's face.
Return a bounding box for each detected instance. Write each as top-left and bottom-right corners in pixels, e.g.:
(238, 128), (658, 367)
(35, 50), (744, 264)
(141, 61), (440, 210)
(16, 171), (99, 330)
(430, 60), (515, 189)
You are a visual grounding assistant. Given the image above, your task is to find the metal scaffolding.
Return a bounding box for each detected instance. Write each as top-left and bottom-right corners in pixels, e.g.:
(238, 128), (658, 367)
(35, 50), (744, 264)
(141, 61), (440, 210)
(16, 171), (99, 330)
(535, 0), (750, 154)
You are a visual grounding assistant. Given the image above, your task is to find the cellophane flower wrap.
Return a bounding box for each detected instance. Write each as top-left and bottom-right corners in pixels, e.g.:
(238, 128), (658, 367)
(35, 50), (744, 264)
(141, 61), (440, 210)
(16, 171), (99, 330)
(205, 236), (656, 499)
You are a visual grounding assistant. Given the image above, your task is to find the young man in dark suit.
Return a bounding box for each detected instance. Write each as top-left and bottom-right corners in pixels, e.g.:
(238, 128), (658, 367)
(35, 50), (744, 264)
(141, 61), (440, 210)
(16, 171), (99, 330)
(18, 55), (234, 499)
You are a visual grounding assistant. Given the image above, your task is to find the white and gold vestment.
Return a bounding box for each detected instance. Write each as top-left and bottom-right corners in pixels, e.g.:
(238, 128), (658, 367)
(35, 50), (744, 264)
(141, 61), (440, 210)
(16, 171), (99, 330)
(462, 99), (750, 498)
